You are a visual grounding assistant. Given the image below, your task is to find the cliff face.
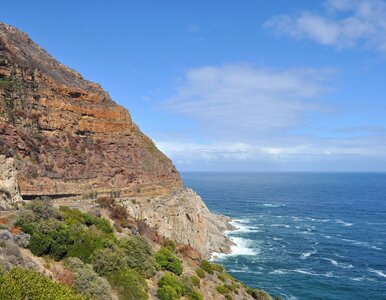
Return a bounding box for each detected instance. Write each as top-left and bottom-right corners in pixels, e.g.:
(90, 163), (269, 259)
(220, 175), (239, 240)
(0, 22), (233, 258)
(0, 23), (182, 198)
(0, 155), (22, 210)
(120, 188), (233, 258)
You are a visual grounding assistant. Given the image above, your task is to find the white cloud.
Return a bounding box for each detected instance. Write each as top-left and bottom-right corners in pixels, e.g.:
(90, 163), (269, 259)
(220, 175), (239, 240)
(156, 135), (386, 170)
(162, 64), (332, 140)
(265, 0), (386, 52)
(155, 63), (386, 171)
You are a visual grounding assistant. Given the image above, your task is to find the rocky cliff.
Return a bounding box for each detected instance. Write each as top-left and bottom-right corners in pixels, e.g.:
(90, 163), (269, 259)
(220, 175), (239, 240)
(0, 155), (21, 210)
(0, 22), (233, 258)
(0, 22), (181, 198)
(120, 188), (233, 258)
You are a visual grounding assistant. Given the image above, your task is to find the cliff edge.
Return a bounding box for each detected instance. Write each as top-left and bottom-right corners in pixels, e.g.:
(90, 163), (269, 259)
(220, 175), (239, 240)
(0, 22), (181, 198)
(0, 22), (232, 257)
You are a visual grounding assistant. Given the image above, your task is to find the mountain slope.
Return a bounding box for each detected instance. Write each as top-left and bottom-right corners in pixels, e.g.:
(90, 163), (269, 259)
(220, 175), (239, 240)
(0, 22), (181, 198)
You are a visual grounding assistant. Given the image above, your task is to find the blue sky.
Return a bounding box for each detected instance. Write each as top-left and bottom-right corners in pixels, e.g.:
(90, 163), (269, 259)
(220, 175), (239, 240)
(2, 0), (386, 171)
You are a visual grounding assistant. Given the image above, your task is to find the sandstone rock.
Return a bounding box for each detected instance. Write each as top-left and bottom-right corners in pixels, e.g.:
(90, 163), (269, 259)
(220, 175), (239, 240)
(0, 22), (181, 198)
(120, 188), (234, 258)
(0, 155), (22, 210)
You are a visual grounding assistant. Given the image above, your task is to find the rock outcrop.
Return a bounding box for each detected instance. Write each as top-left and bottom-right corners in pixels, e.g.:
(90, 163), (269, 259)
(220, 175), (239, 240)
(0, 22), (181, 198)
(0, 22), (232, 258)
(120, 188), (233, 258)
(0, 155), (22, 210)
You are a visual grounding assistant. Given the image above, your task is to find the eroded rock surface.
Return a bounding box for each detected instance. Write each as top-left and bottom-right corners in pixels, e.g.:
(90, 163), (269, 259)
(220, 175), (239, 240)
(0, 22), (181, 198)
(120, 188), (234, 258)
(0, 155), (22, 210)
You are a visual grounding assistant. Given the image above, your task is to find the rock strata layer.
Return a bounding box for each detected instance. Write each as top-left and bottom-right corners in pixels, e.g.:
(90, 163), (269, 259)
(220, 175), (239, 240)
(0, 22), (181, 198)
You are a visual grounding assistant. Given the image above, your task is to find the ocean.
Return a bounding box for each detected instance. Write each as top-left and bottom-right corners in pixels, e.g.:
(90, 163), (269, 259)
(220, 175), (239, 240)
(181, 172), (386, 300)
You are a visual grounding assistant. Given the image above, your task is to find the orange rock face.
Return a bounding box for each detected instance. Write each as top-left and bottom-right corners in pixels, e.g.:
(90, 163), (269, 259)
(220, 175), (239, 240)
(0, 22), (182, 198)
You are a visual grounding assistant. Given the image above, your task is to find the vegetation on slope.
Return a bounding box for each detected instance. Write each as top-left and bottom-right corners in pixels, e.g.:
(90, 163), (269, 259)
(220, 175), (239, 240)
(0, 198), (276, 300)
(0, 267), (87, 300)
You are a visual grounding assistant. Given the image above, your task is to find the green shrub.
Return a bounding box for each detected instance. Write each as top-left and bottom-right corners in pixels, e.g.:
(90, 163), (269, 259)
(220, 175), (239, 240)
(247, 288), (273, 300)
(60, 206), (113, 234)
(108, 269), (148, 300)
(200, 260), (223, 274)
(200, 260), (214, 274)
(157, 285), (178, 300)
(158, 272), (186, 297)
(190, 275), (200, 287)
(216, 285), (229, 295)
(180, 275), (195, 296)
(189, 290), (203, 300)
(65, 257), (112, 300)
(16, 205), (113, 262)
(163, 239), (176, 252)
(155, 247), (183, 275)
(225, 294), (233, 300)
(195, 268), (205, 278)
(224, 284), (235, 292)
(29, 233), (52, 256)
(118, 236), (158, 278)
(67, 225), (113, 262)
(91, 246), (126, 276)
(217, 273), (226, 282)
(0, 267), (87, 300)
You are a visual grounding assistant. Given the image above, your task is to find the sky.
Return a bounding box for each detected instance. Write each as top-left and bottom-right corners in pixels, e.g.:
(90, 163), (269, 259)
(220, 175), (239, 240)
(1, 0), (386, 171)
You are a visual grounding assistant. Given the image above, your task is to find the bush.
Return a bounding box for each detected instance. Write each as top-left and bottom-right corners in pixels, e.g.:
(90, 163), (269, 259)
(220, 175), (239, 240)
(200, 260), (223, 274)
(200, 260), (214, 274)
(190, 275), (200, 287)
(118, 236), (158, 278)
(65, 257), (112, 300)
(155, 247), (183, 275)
(163, 239), (176, 252)
(0, 241), (27, 271)
(180, 275), (195, 296)
(157, 285), (178, 300)
(224, 284), (235, 292)
(67, 225), (113, 262)
(91, 246), (126, 276)
(247, 288), (273, 300)
(0, 267), (87, 300)
(216, 285), (229, 295)
(60, 207), (113, 234)
(217, 273), (226, 282)
(158, 272), (186, 297)
(29, 233), (52, 256)
(108, 269), (148, 300)
(195, 268), (205, 278)
(27, 198), (61, 221)
(16, 205), (114, 262)
(13, 233), (30, 248)
(189, 290), (204, 300)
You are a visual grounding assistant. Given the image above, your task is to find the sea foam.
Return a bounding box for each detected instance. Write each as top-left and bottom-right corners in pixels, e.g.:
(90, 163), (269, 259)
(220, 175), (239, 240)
(230, 219), (259, 233)
(322, 258), (353, 269)
(300, 249), (317, 259)
(368, 268), (386, 278)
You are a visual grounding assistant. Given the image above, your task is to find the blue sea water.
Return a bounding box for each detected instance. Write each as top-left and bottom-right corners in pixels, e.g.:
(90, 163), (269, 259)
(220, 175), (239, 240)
(181, 172), (386, 300)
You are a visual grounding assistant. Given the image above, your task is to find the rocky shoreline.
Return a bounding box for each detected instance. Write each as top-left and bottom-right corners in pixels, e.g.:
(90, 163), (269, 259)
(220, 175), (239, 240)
(119, 188), (235, 258)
